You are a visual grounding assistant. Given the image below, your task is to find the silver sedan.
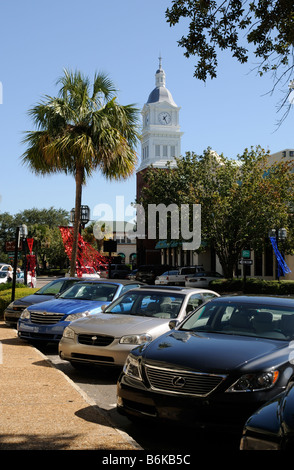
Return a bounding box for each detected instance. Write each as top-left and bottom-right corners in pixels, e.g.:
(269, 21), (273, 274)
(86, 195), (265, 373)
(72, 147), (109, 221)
(58, 286), (219, 368)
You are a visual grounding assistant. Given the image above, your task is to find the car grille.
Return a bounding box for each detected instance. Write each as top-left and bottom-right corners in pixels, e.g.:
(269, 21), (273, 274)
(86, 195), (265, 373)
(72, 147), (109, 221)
(30, 312), (64, 324)
(145, 365), (226, 397)
(78, 334), (114, 346)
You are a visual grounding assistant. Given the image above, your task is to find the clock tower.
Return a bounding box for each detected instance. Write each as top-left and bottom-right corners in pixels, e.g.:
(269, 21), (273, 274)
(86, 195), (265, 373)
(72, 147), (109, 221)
(136, 58), (183, 265)
(138, 57), (183, 171)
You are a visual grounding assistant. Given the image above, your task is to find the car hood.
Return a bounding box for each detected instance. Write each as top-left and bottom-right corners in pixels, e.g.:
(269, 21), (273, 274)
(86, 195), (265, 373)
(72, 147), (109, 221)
(140, 330), (288, 372)
(11, 294), (55, 307)
(68, 313), (171, 337)
(28, 298), (108, 315)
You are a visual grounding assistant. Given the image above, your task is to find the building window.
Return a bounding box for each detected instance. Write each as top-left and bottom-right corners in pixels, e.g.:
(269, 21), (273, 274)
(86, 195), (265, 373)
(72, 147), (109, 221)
(155, 145), (160, 157)
(171, 146), (176, 157)
(142, 145), (149, 160)
(163, 145), (168, 157)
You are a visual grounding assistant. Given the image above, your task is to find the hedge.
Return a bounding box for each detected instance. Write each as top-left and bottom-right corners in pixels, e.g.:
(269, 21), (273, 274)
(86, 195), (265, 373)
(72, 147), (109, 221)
(0, 285), (38, 320)
(211, 278), (294, 295)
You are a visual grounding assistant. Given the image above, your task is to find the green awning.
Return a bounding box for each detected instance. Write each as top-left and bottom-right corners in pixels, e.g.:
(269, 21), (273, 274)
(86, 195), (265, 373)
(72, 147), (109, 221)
(155, 240), (182, 249)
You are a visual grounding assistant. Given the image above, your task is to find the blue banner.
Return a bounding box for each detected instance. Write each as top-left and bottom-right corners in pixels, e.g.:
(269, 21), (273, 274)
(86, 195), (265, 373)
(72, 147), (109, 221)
(269, 236), (291, 277)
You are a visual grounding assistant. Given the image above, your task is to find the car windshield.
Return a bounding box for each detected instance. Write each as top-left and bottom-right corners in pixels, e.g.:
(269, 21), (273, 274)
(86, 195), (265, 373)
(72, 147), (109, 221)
(180, 300), (294, 341)
(34, 279), (79, 295)
(104, 291), (185, 319)
(60, 282), (118, 301)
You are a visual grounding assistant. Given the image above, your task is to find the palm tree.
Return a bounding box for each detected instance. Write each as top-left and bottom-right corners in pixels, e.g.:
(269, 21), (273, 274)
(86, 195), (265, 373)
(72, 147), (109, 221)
(21, 69), (140, 276)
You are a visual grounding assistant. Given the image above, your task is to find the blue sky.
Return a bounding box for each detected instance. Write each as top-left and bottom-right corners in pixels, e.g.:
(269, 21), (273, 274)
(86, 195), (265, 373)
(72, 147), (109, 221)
(1, 0), (294, 223)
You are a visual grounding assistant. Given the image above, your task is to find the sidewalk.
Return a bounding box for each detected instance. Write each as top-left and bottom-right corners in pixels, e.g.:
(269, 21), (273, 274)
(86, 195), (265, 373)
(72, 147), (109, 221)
(0, 323), (140, 450)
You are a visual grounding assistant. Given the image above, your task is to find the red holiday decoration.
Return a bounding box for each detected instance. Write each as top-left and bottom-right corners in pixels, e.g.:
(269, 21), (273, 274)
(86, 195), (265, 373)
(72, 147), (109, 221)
(26, 254), (37, 279)
(27, 238), (34, 254)
(59, 226), (107, 277)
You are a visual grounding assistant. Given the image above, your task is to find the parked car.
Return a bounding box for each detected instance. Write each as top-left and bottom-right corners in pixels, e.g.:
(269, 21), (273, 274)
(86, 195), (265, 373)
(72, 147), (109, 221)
(17, 280), (145, 344)
(155, 270), (180, 285)
(80, 267), (100, 278)
(117, 295), (294, 429)
(4, 277), (83, 327)
(0, 271), (9, 283)
(240, 383), (294, 450)
(66, 266), (100, 279)
(109, 264), (131, 279)
(58, 286), (219, 369)
(97, 264), (109, 278)
(135, 265), (171, 284)
(126, 269), (138, 280)
(155, 266), (205, 286)
(0, 263), (12, 272)
(185, 271), (224, 288)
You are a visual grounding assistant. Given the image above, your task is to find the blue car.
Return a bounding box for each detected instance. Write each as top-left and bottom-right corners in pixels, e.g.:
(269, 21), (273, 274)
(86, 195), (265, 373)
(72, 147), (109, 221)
(17, 280), (144, 344)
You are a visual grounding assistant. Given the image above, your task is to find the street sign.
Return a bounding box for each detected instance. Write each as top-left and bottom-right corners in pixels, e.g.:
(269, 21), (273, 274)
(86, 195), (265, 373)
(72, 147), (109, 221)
(5, 240), (22, 251)
(239, 259), (253, 265)
(241, 250), (251, 259)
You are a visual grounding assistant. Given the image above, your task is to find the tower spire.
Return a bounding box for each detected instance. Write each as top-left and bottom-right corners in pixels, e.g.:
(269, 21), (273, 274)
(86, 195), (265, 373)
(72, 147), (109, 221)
(158, 53), (162, 70)
(156, 54), (165, 88)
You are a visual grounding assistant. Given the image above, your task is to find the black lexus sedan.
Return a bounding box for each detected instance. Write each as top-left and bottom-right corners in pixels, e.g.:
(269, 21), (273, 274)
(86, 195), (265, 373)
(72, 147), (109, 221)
(240, 382), (294, 450)
(117, 295), (294, 429)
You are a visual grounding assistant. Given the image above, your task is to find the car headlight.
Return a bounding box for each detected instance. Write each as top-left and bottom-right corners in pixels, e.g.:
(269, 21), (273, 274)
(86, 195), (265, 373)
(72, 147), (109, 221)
(240, 436), (280, 450)
(119, 333), (152, 345)
(123, 354), (142, 380)
(20, 308), (30, 320)
(226, 370), (279, 392)
(64, 311), (90, 322)
(62, 326), (75, 340)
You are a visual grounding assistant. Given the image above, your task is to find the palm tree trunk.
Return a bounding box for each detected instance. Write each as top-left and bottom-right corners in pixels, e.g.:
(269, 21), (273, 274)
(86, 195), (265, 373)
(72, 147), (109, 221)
(70, 165), (83, 277)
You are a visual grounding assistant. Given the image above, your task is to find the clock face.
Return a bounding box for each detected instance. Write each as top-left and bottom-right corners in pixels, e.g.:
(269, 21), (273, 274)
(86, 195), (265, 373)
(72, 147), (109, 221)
(159, 112), (171, 125)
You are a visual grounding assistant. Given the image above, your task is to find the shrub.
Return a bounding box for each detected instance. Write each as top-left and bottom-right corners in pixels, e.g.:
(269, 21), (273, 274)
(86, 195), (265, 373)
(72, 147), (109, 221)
(210, 278), (294, 296)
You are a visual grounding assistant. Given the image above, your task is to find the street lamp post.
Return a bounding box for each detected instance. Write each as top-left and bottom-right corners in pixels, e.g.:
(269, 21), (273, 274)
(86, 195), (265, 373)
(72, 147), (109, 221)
(11, 224), (28, 302)
(70, 205), (90, 230)
(70, 205), (90, 273)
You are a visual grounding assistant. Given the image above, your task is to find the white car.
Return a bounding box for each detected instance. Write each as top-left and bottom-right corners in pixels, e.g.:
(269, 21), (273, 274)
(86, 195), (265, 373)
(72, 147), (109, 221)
(155, 270), (180, 285)
(0, 272), (9, 283)
(80, 267), (100, 279)
(0, 263), (12, 272)
(185, 271), (224, 288)
(66, 266), (100, 279)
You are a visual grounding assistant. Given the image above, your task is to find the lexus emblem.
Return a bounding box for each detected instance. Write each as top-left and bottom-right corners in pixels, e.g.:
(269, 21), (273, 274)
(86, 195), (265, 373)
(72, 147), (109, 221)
(171, 376), (186, 388)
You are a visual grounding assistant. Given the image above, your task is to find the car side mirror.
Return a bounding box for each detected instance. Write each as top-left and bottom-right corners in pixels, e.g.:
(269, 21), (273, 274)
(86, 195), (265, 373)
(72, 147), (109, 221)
(101, 304), (108, 312)
(169, 320), (179, 330)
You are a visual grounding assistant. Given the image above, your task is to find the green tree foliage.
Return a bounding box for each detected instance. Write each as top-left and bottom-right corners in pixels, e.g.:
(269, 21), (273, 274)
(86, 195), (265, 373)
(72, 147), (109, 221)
(0, 208), (69, 269)
(21, 69), (140, 276)
(139, 147), (294, 277)
(165, 1), (294, 93)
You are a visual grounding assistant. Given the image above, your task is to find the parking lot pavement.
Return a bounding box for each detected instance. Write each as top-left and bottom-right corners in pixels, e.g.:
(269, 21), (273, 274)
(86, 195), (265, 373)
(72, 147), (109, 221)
(0, 323), (140, 450)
